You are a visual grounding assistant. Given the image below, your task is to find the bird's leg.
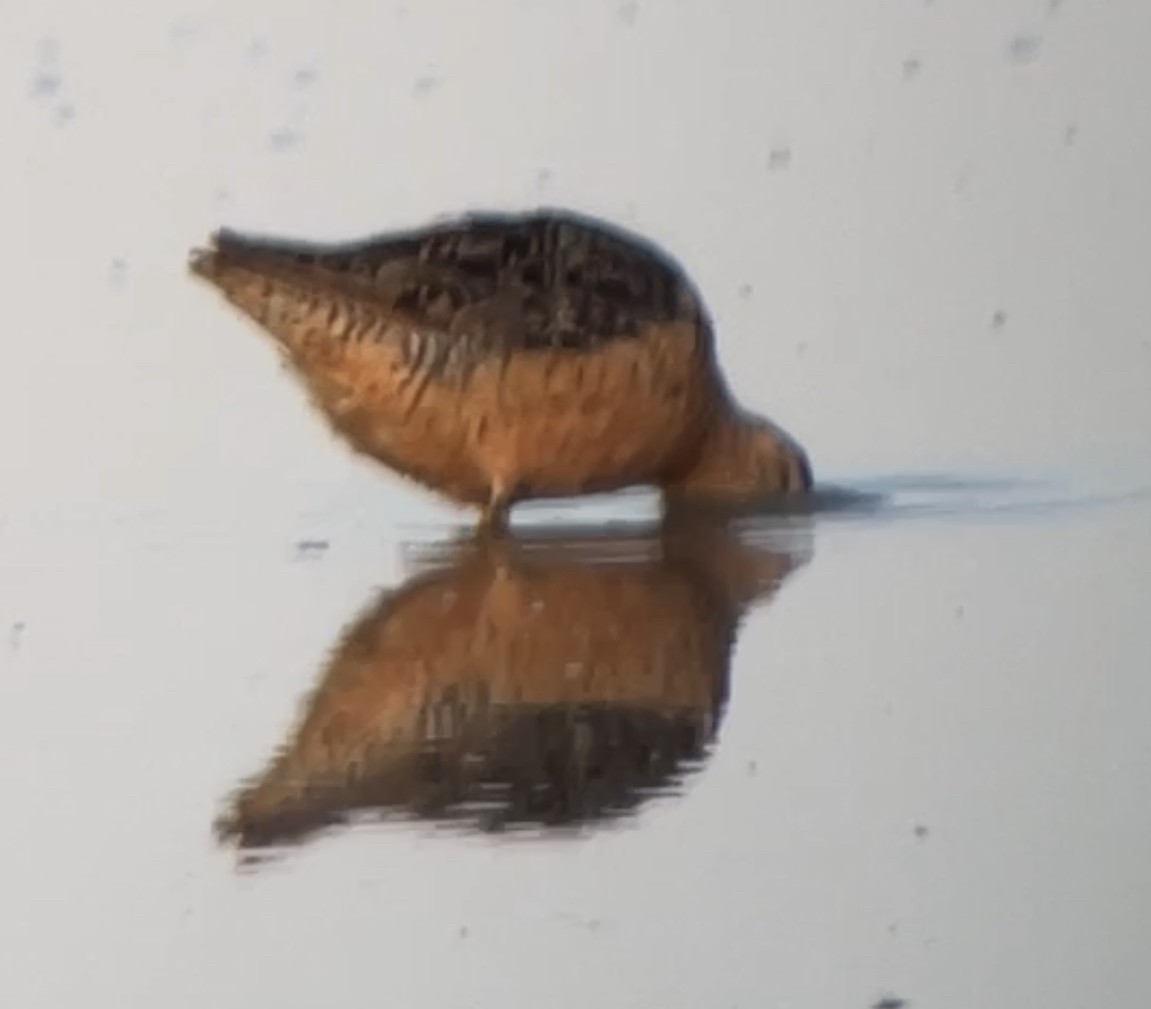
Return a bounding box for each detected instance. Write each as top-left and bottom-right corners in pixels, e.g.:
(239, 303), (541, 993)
(478, 502), (509, 536)
(476, 482), (513, 538)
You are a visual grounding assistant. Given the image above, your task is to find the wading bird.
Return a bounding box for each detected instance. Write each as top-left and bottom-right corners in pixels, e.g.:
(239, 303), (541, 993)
(189, 208), (812, 530)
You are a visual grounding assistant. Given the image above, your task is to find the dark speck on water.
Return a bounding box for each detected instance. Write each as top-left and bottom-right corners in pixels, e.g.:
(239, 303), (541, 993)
(618, 1), (639, 26)
(31, 37), (63, 101)
(992, 310), (1007, 330)
(914, 823), (929, 839)
(293, 67), (317, 88)
(738, 283), (753, 300)
(902, 57), (922, 80)
(269, 128), (301, 152)
(768, 146), (792, 171)
(30, 71), (61, 98)
(874, 998), (908, 1009)
(1008, 34), (1042, 64)
(412, 76), (440, 97)
(167, 19), (203, 46)
(294, 539), (330, 560)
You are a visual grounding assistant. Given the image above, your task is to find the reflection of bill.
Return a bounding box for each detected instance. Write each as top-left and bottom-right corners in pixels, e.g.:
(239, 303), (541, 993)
(217, 516), (813, 852)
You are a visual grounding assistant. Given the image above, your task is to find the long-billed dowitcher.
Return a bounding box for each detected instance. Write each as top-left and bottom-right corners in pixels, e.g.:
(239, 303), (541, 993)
(188, 209), (812, 529)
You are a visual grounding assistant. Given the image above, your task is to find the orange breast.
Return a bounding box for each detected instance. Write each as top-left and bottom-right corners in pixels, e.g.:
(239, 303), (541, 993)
(288, 318), (716, 503)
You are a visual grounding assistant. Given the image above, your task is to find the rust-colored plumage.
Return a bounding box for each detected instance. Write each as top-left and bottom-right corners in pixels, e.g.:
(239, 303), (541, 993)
(188, 208), (812, 528)
(216, 516), (812, 849)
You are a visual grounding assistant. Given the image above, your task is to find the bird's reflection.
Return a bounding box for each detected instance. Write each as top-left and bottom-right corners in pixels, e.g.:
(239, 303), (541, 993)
(217, 514), (813, 853)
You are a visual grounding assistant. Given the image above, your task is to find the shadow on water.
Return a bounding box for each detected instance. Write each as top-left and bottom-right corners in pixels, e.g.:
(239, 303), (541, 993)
(216, 513), (814, 859)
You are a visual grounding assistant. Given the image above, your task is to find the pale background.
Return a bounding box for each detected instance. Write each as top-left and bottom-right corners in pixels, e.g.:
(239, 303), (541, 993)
(2, 1), (1150, 1007)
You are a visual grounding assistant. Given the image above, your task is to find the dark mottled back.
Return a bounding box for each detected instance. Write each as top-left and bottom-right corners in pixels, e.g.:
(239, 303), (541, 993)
(213, 209), (707, 355)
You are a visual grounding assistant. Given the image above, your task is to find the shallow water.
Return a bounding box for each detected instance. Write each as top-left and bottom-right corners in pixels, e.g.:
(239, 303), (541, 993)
(4, 1), (1151, 1007)
(3, 476), (1149, 1007)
